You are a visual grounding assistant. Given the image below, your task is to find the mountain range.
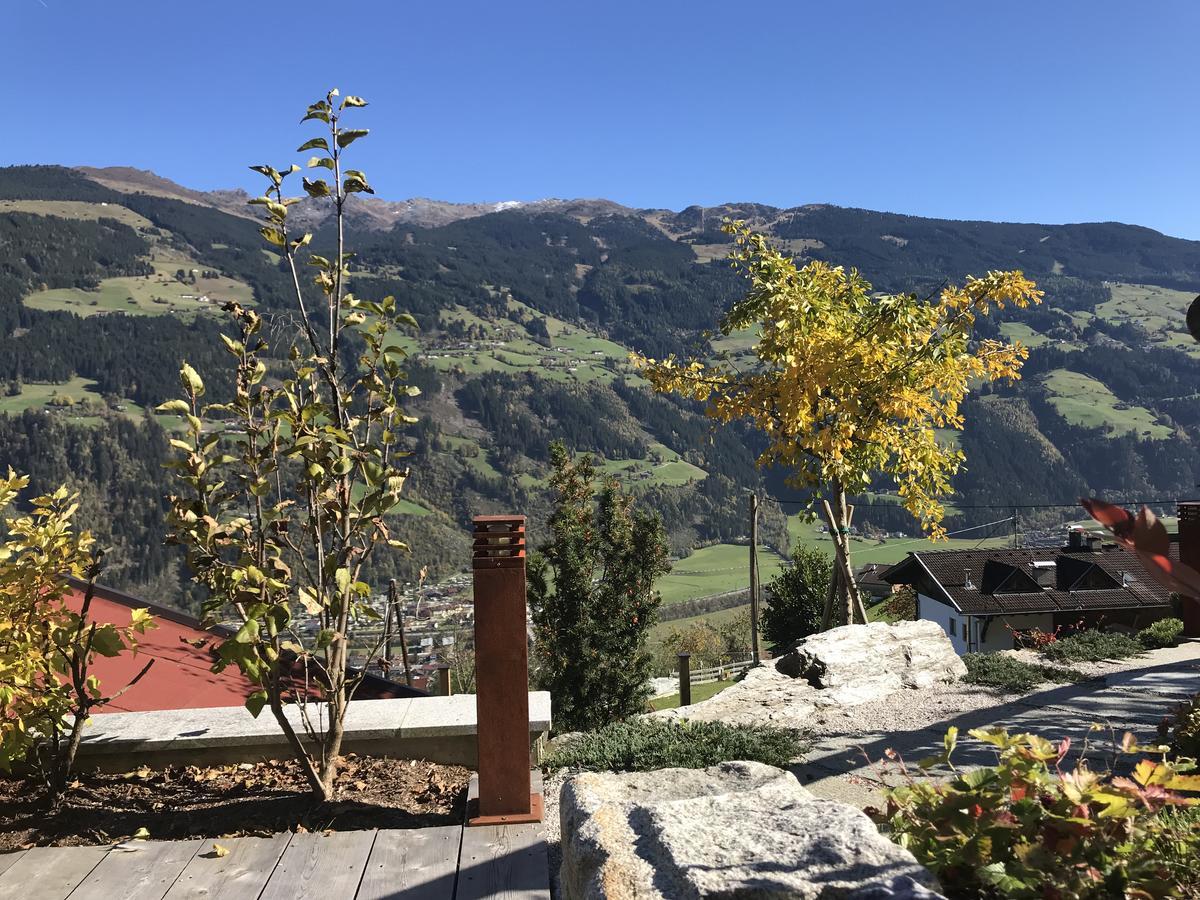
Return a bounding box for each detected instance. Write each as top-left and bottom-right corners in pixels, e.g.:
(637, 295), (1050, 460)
(1, 163), (1198, 615)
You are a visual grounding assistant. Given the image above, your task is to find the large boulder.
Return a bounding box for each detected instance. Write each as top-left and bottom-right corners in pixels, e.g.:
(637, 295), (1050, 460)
(777, 621), (967, 697)
(655, 622), (964, 727)
(560, 761), (943, 899)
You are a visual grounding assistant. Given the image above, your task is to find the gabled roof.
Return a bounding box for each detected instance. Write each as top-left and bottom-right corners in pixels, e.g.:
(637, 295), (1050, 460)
(68, 579), (425, 713)
(881, 542), (1174, 616)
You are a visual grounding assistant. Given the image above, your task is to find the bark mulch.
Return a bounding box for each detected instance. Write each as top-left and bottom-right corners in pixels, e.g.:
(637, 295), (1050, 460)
(0, 754), (470, 849)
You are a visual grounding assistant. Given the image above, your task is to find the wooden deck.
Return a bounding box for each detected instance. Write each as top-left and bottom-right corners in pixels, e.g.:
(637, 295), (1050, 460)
(0, 776), (549, 900)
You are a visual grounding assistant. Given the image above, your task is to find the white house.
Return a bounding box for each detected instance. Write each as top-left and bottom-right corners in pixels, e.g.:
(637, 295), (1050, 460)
(880, 528), (1174, 655)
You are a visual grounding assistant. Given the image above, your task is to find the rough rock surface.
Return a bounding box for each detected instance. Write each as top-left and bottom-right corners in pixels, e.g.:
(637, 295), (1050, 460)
(559, 761), (943, 899)
(655, 622), (965, 728)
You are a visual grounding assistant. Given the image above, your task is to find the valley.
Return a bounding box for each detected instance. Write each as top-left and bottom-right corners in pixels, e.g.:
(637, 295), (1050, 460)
(2, 164), (1200, 642)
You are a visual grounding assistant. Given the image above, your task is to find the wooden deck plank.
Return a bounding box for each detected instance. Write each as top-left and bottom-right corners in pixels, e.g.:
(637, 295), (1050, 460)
(456, 823), (548, 900)
(68, 839), (204, 900)
(162, 834), (292, 900)
(0, 853), (27, 880)
(356, 826), (461, 900)
(0, 845), (108, 900)
(257, 830), (377, 900)
(456, 770), (549, 900)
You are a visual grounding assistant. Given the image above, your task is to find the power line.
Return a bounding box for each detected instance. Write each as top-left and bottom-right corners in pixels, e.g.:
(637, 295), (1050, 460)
(765, 496), (1182, 511)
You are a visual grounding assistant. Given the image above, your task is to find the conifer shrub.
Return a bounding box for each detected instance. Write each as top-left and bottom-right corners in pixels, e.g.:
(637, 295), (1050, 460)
(1138, 617), (1185, 649)
(1039, 629), (1143, 663)
(542, 719), (804, 773)
(962, 652), (1084, 692)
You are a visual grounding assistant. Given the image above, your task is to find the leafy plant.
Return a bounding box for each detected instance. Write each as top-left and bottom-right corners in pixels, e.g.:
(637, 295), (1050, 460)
(543, 718), (804, 772)
(528, 442), (671, 732)
(0, 471), (154, 798)
(163, 90), (418, 801)
(1006, 621), (1066, 650)
(871, 727), (1200, 898)
(1039, 629), (1143, 663)
(760, 544), (832, 651)
(1159, 692), (1200, 760)
(881, 585), (917, 622)
(635, 223), (1041, 627)
(1139, 617), (1185, 650)
(962, 652), (1084, 693)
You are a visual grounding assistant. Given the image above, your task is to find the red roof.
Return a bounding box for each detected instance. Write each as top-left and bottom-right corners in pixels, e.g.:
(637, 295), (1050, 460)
(65, 583), (260, 712)
(67, 581), (424, 713)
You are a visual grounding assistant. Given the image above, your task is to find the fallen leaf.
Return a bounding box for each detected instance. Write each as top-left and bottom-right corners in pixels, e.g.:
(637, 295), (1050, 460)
(131, 827), (150, 840)
(212, 843), (230, 858)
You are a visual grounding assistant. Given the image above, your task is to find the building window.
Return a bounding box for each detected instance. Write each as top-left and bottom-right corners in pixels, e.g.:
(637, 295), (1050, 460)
(948, 617), (956, 636)
(962, 621), (968, 642)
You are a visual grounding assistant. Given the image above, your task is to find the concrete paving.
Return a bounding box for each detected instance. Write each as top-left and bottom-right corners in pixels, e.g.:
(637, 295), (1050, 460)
(794, 642), (1200, 807)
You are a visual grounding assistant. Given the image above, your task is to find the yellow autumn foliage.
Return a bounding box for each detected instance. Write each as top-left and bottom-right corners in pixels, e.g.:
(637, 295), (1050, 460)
(633, 222), (1042, 538)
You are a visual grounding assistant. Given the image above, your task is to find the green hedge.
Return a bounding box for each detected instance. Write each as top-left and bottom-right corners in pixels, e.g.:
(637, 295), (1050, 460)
(1138, 617), (1185, 650)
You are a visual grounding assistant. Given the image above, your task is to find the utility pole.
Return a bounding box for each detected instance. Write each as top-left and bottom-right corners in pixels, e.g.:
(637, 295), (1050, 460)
(386, 579), (412, 687)
(1012, 508), (1020, 549)
(749, 492), (761, 661)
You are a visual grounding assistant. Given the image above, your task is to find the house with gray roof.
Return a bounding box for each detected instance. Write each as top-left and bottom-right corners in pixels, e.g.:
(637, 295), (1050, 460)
(880, 527), (1175, 654)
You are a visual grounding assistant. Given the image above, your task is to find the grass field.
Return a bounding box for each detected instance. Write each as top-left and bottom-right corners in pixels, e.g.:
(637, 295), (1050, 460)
(649, 680), (732, 710)
(1041, 369), (1171, 439)
(656, 543), (787, 606)
(407, 303), (636, 386)
(0, 200), (154, 230)
(786, 515), (1014, 566)
(596, 442), (707, 489)
(0, 378), (185, 430)
(998, 321), (1051, 348)
(651, 602), (751, 640)
(25, 258), (253, 319)
(1094, 282), (1199, 354)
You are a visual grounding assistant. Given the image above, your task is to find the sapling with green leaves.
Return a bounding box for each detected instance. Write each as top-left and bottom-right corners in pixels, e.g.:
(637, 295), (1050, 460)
(162, 90), (419, 801)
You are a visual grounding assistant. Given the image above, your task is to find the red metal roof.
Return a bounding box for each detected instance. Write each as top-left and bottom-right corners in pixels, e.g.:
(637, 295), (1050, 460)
(66, 581), (424, 713)
(65, 584), (260, 712)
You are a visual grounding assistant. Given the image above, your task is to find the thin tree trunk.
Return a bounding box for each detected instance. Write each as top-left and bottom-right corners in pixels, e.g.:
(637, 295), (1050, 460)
(822, 483), (867, 628)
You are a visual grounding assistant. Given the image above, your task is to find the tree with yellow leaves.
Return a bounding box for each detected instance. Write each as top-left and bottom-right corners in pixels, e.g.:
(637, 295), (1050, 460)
(634, 222), (1042, 629)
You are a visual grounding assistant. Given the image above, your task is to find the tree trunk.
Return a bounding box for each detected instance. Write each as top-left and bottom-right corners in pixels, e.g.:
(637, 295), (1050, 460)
(821, 483), (867, 628)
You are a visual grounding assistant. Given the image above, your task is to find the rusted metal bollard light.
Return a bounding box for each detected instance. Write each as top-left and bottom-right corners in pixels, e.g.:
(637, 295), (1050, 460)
(678, 652), (692, 707)
(468, 514), (543, 825)
(1178, 502), (1200, 637)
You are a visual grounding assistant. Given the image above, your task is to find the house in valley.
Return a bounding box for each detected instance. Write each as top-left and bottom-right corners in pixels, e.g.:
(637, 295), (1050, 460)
(880, 527), (1177, 654)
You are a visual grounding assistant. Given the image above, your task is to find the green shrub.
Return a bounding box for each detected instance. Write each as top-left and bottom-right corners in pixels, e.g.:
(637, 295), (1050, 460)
(962, 652), (1084, 692)
(1138, 617), (1185, 650)
(542, 718), (805, 772)
(870, 727), (1200, 898)
(1039, 628), (1142, 663)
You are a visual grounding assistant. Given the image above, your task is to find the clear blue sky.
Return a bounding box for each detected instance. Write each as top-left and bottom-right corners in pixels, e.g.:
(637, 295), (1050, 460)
(6, 0), (1199, 237)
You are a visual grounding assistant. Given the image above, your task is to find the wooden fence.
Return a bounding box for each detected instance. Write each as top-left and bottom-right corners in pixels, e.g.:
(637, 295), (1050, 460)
(687, 657), (755, 685)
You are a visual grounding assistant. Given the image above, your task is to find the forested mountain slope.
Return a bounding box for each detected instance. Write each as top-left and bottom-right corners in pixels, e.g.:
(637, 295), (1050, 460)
(2, 163), (1198, 610)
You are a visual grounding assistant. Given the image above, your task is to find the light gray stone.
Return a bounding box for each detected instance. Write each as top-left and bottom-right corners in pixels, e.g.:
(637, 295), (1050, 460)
(781, 622), (966, 694)
(655, 623), (963, 730)
(560, 761), (943, 899)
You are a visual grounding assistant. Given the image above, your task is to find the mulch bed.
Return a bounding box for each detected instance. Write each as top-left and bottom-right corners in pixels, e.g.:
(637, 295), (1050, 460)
(0, 754), (470, 850)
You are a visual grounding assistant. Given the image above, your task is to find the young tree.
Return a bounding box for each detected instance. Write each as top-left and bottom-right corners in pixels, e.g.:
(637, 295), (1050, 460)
(636, 222), (1041, 628)
(760, 544), (833, 651)
(0, 472), (155, 800)
(528, 442), (671, 731)
(163, 90), (418, 801)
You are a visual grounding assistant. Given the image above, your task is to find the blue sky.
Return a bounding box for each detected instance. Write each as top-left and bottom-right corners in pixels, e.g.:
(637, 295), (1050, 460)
(6, 0), (1199, 237)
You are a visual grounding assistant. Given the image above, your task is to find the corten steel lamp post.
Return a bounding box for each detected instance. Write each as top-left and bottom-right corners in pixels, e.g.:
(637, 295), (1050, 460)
(468, 514), (543, 825)
(1178, 502), (1200, 637)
